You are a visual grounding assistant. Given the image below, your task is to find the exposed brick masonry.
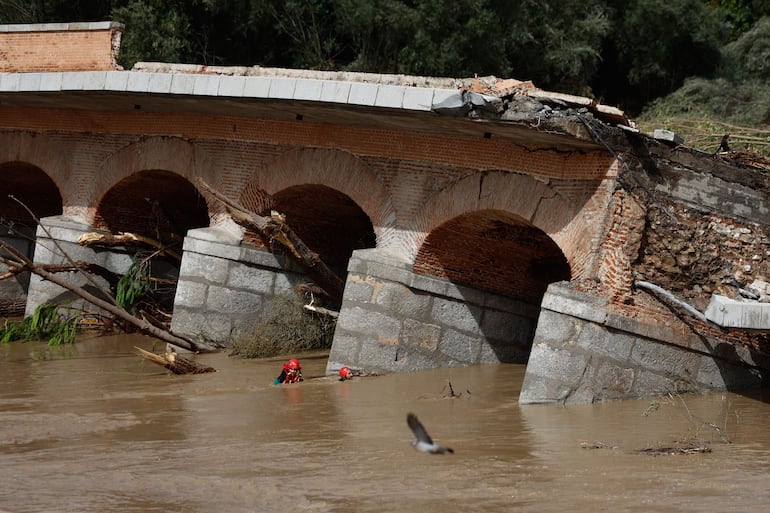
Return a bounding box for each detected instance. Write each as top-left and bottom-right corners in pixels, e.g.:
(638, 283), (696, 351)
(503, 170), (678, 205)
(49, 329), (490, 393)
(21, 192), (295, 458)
(0, 23), (122, 72)
(0, 107), (613, 182)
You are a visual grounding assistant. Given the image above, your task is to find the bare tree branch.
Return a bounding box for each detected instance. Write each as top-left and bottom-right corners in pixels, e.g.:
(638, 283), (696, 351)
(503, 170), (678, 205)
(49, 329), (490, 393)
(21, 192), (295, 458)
(198, 179), (345, 303)
(0, 238), (217, 353)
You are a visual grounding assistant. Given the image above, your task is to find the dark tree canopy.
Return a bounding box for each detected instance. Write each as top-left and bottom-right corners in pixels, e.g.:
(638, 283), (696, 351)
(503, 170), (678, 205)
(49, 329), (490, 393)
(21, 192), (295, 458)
(1, 0), (768, 115)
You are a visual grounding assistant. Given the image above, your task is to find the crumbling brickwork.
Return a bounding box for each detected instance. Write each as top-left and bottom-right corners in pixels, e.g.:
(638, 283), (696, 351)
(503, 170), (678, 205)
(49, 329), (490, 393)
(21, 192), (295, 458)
(582, 144), (770, 358)
(597, 189), (646, 303)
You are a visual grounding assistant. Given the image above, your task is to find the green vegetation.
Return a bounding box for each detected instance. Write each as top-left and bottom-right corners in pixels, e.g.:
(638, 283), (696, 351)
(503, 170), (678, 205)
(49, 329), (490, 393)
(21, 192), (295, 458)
(637, 16), (770, 156)
(0, 303), (80, 345)
(111, 1), (194, 68)
(1, 1), (767, 116)
(115, 257), (152, 313)
(0, 251), (167, 345)
(229, 294), (336, 359)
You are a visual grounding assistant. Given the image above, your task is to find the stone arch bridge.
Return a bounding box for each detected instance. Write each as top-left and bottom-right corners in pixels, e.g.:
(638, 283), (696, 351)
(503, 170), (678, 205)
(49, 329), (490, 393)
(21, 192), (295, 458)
(1, 23), (768, 403)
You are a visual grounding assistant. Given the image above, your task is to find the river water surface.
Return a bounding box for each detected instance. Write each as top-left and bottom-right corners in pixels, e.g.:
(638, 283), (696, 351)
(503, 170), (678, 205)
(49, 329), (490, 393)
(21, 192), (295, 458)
(1, 333), (770, 513)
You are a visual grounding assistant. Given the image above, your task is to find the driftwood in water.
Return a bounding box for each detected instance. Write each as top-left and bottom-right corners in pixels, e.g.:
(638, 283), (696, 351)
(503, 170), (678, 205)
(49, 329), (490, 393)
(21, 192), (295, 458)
(135, 346), (216, 374)
(77, 232), (182, 261)
(636, 443), (712, 455)
(303, 303), (339, 318)
(198, 179), (345, 303)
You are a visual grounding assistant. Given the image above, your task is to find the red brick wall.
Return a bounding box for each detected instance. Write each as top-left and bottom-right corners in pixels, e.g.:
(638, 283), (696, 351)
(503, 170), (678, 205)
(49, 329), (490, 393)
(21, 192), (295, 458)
(0, 23), (122, 72)
(597, 190), (646, 303)
(0, 107), (614, 182)
(0, 104), (620, 303)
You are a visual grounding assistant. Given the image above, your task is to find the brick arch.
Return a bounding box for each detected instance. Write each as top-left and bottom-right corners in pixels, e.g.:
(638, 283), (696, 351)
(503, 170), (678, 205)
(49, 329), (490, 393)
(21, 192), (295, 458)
(415, 209), (571, 303)
(409, 170), (592, 279)
(93, 169), (211, 245)
(242, 147), (396, 247)
(0, 161), (63, 225)
(91, 136), (223, 226)
(0, 131), (75, 216)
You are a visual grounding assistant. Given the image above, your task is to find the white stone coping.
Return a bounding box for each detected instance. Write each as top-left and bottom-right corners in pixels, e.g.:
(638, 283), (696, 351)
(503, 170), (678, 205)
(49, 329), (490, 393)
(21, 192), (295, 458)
(0, 22), (122, 32)
(705, 294), (770, 329)
(0, 70), (456, 113)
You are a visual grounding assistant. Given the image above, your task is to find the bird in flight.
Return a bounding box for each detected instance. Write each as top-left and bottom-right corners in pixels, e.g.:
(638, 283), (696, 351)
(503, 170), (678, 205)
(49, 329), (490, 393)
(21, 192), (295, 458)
(406, 412), (454, 454)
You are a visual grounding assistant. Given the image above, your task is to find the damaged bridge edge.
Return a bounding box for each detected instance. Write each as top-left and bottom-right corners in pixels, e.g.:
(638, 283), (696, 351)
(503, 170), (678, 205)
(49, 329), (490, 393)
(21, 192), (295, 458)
(518, 282), (769, 405)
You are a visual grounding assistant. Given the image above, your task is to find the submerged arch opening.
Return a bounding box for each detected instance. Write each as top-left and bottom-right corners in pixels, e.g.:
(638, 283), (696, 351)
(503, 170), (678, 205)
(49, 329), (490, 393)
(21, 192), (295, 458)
(268, 184), (376, 275)
(414, 210), (571, 304)
(0, 161), (63, 314)
(94, 170), (210, 311)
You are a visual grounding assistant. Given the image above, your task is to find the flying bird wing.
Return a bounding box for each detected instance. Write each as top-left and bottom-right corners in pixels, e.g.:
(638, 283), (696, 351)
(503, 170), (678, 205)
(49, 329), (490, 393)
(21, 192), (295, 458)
(407, 412), (434, 444)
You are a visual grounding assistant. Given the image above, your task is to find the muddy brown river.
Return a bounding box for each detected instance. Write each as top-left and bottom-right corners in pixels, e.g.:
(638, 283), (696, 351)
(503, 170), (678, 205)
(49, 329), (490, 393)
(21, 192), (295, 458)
(2, 333), (770, 513)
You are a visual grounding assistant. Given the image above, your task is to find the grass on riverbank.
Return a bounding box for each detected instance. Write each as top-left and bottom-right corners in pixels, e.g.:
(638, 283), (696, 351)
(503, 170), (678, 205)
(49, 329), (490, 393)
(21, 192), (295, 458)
(0, 303), (79, 345)
(636, 77), (770, 158)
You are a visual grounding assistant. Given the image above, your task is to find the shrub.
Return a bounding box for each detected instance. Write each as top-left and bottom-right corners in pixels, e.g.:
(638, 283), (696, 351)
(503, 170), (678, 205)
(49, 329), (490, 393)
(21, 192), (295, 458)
(229, 294), (336, 359)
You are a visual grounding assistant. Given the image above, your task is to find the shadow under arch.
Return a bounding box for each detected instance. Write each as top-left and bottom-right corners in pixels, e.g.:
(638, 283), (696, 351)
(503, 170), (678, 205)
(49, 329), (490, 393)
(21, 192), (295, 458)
(90, 137), (224, 227)
(0, 132), (71, 208)
(0, 161), (63, 314)
(410, 171), (582, 363)
(271, 184), (376, 274)
(94, 169), (210, 242)
(0, 160), (63, 225)
(414, 209), (571, 304)
(93, 169), (210, 310)
(243, 147), (397, 249)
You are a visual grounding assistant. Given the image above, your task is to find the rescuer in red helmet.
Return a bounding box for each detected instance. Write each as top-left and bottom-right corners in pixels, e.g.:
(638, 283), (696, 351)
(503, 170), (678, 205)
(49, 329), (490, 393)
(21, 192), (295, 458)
(274, 358), (303, 384)
(338, 366), (353, 381)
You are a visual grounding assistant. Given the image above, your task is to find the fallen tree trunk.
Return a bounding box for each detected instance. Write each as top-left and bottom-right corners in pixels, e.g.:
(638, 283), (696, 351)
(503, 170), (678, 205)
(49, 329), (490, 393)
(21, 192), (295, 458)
(0, 240), (217, 353)
(0, 261), (120, 285)
(77, 232), (182, 261)
(199, 179), (345, 303)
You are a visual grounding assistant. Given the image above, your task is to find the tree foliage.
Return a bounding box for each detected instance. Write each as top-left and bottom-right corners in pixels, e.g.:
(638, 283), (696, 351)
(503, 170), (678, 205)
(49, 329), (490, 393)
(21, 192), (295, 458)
(0, 0), (769, 117)
(638, 16), (770, 155)
(720, 15), (770, 81)
(708, 0), (770, 37)
(334, 0), (417, 72)
(112, 0), (195, 67)
(503, 0), (611, 96)
(396, 0), (508, 77)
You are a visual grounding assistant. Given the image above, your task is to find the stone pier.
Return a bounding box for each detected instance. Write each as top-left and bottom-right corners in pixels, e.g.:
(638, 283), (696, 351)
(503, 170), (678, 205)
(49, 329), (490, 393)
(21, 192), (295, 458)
(325, 248), (540, 375)
(25, 216), (133, 316)
(170, 226), (307, 343)
(519, 283), (768, 404)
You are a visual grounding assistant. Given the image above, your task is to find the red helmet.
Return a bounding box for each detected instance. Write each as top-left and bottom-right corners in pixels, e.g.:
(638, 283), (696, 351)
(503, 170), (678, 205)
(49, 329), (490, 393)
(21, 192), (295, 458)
(287, 358), (301, 370)
(339, 366), (352, 378)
